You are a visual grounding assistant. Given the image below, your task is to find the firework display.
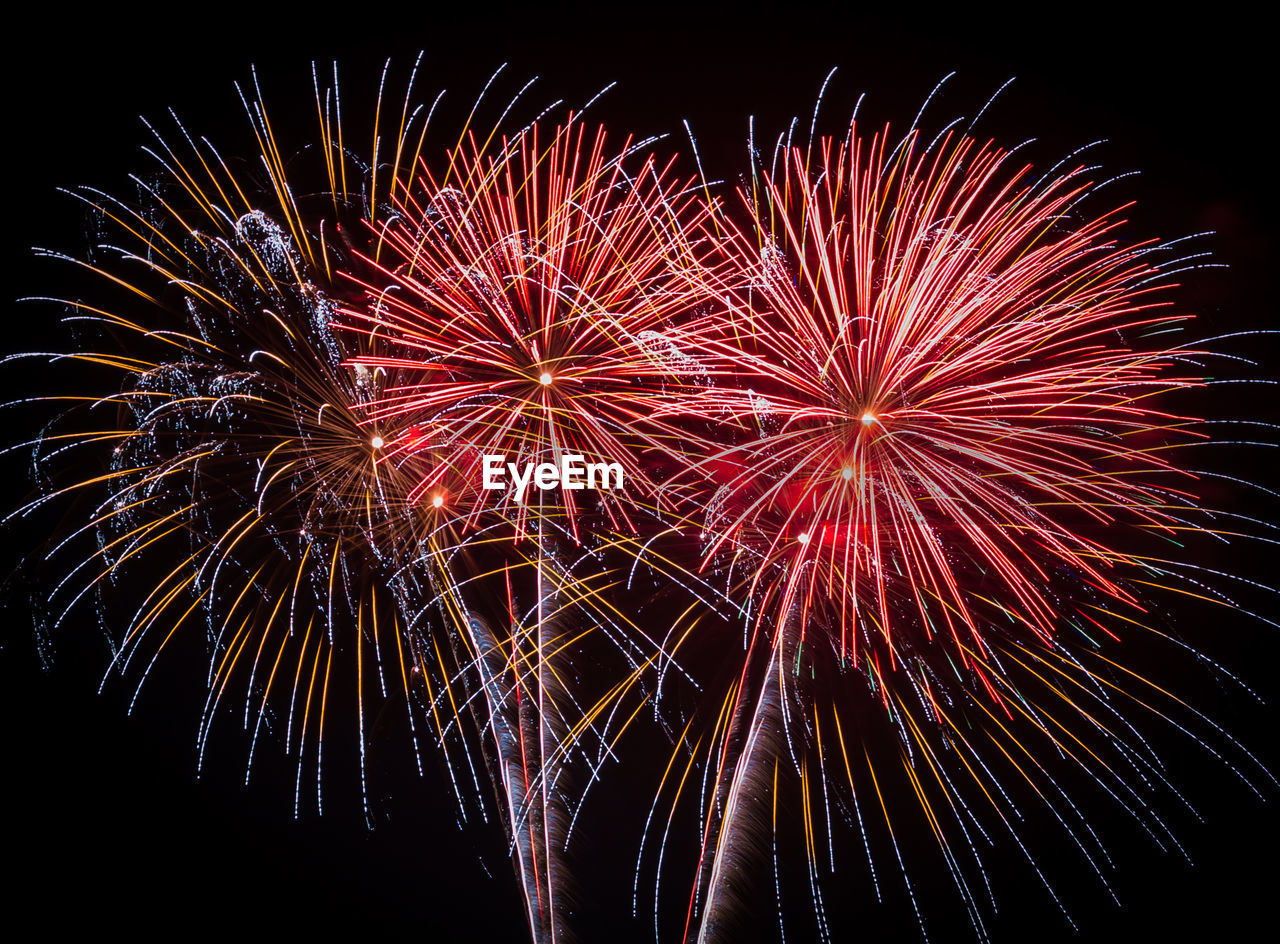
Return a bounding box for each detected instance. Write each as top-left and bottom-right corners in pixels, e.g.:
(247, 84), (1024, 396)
(5, 55), (1275, 944)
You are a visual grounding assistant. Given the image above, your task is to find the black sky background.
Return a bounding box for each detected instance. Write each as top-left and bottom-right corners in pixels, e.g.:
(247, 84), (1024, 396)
(4, 5), (1277, 941)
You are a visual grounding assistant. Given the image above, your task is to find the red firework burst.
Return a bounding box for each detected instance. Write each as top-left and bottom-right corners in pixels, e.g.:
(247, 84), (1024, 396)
(685, 124), (1203, 674)
(642, 116), (1251, 944)
(337, 119), (722, 540)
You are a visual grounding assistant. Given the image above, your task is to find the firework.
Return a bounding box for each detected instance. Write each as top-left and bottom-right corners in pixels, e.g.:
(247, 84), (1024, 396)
(5, 66), (424, 809)
(4, 61), (633, 944)
(645, 110), (1276, 942)
(336, 118), (724, 539)
(331, 116), (742, 939)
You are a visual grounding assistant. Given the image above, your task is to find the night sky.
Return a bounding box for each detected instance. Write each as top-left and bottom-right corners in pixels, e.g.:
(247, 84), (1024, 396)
(4, 6), (1277, 941)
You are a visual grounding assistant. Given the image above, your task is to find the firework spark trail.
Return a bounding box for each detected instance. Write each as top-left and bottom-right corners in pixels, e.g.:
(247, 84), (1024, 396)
(383, 503), (721, 944)
(692, 630), (787, 944)
(640, 111), (1278, 941)
(5, 61), (657, 944)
